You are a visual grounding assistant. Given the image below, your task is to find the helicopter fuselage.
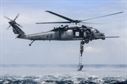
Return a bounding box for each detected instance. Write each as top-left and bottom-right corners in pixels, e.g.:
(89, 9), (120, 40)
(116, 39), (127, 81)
(22, 27), (105, 41)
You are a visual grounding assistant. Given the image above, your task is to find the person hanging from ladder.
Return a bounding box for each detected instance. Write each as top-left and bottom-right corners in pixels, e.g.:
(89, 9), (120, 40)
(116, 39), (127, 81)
(78, 40), (85, 71)
(80, 40), (85, 56)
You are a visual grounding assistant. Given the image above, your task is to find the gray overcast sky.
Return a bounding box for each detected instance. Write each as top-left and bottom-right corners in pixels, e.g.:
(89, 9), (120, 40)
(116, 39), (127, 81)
(0, 0), (127, 65)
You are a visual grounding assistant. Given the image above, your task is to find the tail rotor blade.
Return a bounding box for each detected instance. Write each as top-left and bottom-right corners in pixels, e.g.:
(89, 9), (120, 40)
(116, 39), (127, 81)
(4, 16), (12, 21)
(6, 25), (11, 30)
(14, 13), (19, 21)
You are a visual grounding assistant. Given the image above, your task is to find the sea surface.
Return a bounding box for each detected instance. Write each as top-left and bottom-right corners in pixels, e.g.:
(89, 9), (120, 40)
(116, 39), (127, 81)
(0, 64), (127, 84)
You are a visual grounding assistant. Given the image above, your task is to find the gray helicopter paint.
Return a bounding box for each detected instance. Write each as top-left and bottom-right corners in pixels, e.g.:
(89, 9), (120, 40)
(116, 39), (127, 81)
(23, 28), (104, 41)
(24, 30), (80, 41)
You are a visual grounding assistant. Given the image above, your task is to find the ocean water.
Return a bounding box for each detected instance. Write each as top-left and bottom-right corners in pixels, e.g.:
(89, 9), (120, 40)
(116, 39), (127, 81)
(0, 64), (127, 84)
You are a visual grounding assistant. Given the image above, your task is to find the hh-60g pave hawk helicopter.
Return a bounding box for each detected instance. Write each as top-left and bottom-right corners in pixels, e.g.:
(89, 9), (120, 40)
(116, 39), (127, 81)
(5, 10), (123, 71)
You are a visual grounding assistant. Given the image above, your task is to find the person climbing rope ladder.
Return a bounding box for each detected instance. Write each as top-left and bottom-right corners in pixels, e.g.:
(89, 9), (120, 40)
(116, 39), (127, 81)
(78, 40), (85, 71)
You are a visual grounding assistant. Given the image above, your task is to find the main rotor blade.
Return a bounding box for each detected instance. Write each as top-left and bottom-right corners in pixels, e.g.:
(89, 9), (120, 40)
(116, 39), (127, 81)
(81, 22), (101, 24)
(81, 11), (123, 21)
(4, 16), (12, 21)
(105, 36), (120, 38)
(46, 10), (75, 22)
(36, 21), (71, 24)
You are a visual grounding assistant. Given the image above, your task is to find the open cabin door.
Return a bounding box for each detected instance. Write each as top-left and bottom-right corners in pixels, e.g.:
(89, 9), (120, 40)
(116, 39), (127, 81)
(73, 30), (84, 38)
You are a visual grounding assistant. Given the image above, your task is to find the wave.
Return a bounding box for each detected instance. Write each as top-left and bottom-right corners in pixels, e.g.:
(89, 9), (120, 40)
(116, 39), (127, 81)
(0, 75), (127, 84)
(0, 64), (127, 83)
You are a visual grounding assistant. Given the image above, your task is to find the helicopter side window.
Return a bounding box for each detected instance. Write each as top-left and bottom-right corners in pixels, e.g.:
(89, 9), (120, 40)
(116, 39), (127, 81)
(75, 31), (79, 37)
(84, 32), (87, 37)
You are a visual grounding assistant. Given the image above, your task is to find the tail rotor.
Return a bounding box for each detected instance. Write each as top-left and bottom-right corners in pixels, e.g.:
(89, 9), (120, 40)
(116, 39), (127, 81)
(4, 14), (25, 35)
(4, 14), (22, 29)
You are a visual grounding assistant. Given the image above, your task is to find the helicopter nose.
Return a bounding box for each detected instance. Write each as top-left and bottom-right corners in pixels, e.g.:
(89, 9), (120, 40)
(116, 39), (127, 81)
(100, 33), (105, 40)
(95, 33), (105, 40)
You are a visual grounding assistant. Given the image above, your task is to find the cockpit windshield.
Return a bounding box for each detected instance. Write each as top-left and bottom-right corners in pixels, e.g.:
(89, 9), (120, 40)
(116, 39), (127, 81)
(91, 28), (99, 33)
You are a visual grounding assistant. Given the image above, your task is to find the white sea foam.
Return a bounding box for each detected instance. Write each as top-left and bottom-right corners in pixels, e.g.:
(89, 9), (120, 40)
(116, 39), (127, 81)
(0, 64), (127, 84)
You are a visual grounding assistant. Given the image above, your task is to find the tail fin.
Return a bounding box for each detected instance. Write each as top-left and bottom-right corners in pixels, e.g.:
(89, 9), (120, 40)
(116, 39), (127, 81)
(9, 21), (25, 35)
(5, 14), (25, 38)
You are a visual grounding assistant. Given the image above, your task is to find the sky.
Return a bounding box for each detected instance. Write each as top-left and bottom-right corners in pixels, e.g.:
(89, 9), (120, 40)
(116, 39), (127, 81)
(0, 0), (127, 65)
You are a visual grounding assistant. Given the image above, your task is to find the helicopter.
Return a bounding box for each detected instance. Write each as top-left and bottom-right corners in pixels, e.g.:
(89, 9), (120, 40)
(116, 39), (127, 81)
(5, 10), (123, 71)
